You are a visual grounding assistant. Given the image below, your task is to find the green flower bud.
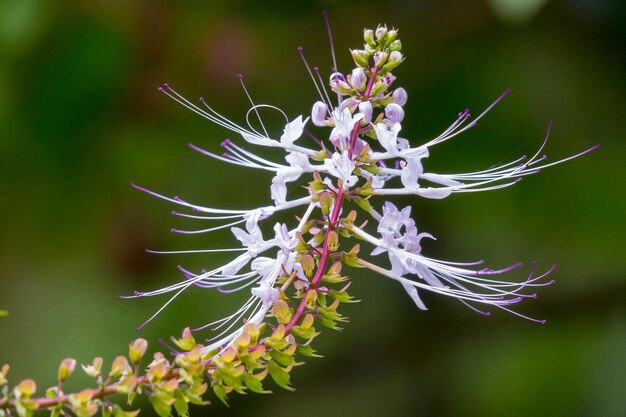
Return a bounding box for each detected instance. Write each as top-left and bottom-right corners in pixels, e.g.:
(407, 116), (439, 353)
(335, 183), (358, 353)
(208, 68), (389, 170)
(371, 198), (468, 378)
(319, 191), (332, 215)
(389, 39), (402, 52)
(363, 29), (375, 47)
(350, 49), (369, 67)
(58, 358), (77, 384)
(383, 51), (404, 72)
(386, 29), (398, 44)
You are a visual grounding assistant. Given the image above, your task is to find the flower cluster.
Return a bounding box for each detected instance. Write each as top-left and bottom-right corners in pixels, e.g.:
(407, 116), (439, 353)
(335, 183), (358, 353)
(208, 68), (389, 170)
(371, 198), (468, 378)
(0, 16), (597, 417)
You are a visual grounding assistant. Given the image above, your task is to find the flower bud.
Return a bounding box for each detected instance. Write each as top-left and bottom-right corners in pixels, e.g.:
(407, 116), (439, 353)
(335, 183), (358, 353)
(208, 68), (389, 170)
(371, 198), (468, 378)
(311, 101), (328, 126)
(15, 379), (36, 399)
(300, 254), (315, 277)
(389, 39), (402, 52)
(358, 101), (373, 124)
(58, 358), (76, 384)
(386, 29), (398, 44)
(350, 49), (369, 67)
(375, 25), (387, 41)
(351, 68), (366, 91)
(371, 76), (391, 97)
(319, 191), (332, 215)
(385, 103), (405, 123)
(327, 230), (339, 252)
(0, 364), (9, 385)
(273, 299), (292, 324)
(305, 289), (318, 309)
(363, 29), (375, 46)
(373, 51), (389, 68)
(129, 338), (148, 365)
(392, 87), (408, 106)
(109, 356), (131, 378)
(383, 51), (403, 72)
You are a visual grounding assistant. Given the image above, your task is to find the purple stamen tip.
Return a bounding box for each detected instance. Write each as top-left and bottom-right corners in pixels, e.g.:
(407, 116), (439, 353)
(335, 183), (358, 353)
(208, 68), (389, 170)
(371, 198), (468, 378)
(531, 293), (537, 298)
(297, 46), (303, 52)
(171, 228), (178, 233)
(158, 86), (164, 92)
(236, 73), (243, 79)
(199, 96), (204, 102)
(163, 83), (169, 87)
(515, 178), (523, 183)
(539, 320), (546, 325)
(313, 66), (319, 72)
(323, 10), (328, 16)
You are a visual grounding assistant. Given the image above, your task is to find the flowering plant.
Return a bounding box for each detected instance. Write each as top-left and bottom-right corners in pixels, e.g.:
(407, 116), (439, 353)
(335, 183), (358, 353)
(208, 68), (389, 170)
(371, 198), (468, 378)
(0, 14), (597, 417)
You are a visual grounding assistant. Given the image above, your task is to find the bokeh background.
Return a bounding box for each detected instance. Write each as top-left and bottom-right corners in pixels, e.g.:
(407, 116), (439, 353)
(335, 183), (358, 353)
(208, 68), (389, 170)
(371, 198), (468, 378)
(0, 0), (624, 416)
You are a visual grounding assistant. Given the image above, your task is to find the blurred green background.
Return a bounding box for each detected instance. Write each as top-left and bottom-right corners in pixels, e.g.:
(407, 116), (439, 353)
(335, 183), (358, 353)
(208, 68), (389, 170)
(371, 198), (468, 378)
(0, 0), (624, 416)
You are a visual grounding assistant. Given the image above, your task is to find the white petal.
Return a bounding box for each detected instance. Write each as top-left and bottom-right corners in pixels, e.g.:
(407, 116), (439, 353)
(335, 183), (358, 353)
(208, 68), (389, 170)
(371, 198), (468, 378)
(401, 281), (428, 310)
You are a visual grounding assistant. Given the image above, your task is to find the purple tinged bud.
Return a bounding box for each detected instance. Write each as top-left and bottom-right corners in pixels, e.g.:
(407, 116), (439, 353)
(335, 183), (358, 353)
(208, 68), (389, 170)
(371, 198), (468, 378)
(393, 87), (408, 106)
(373, 51), (389, 68)
(351, 67), (366, 90)
(375, 25), (387, 41)
(312, 101), (328, 126)
(359, 101), (373, 124)
(385, 103), (404, 123)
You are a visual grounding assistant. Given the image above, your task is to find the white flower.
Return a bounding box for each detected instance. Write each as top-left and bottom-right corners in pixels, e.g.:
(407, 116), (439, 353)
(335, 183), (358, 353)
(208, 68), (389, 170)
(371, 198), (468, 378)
(358, 101), (373, 124)
(251, 281), (280, 307)
(280, 115), (309, 146)
(373, 122), (402, 154)
(329, 107), (363, 150)
(273, 223), (295, 255)
(399, 154), (426, 190)
(323, 151), (358, 189)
